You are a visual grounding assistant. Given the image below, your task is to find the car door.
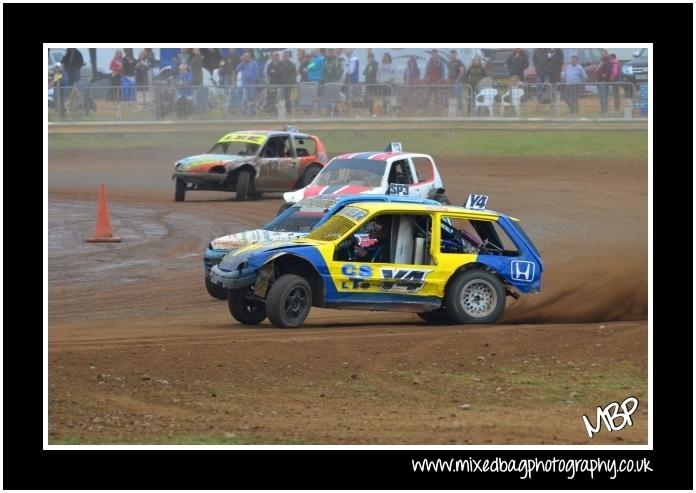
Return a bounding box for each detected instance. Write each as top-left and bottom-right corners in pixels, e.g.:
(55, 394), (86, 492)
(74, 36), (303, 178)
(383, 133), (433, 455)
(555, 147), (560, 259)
(256, 136), (298, 190)
(427, 214), (480, 295)
(408, 156), (437, 198)
(329, 212), (440, 308)
(287, 134), (304, 180)
(385, 159), (417, 197)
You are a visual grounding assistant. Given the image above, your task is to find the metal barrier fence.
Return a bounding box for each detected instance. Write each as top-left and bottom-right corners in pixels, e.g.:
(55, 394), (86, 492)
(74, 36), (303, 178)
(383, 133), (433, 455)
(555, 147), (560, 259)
(48, 81), (641, 121)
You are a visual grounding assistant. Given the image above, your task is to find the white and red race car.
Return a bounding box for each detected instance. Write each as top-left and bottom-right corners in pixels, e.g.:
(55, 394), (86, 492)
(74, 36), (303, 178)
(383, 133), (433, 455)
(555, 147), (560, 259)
(281, 143), (449, 211)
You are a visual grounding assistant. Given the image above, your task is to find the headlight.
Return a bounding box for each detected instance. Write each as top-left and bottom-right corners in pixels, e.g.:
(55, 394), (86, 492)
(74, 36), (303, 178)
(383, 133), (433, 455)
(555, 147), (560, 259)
(622, 65), (633, 75)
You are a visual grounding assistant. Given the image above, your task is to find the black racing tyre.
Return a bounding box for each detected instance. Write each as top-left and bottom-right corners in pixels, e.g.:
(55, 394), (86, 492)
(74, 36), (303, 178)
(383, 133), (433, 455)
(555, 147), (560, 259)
(228, 287), (267, 325)
(297, 164), (322, 188)
(266, 274), (312, 328)
(205, 276), (228, 300)
(248, 181), (263, 200)
(417, 309), (455, 324)
(277, 202), (293, 216)
(235, 170), (251, 201)
(174, 178), (186, 202)
(435, 194), (450, 205)
(446, 269), (506, 324)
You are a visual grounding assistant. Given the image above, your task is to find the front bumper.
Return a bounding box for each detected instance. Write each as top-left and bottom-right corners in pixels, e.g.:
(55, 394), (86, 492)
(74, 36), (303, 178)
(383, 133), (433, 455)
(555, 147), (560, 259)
(209, 264), (258, 290)
(173, 171), (227, 185)
(204, 247), (232, 275)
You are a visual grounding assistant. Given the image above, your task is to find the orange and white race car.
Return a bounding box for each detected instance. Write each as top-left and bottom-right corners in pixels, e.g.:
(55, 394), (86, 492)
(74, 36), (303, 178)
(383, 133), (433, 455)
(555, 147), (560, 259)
(172, 126), (328, 201)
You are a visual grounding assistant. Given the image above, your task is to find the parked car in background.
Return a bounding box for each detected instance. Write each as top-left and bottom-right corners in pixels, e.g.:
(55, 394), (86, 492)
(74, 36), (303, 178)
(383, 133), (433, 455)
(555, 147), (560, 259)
(483, 49), (532, 83)
(480, 48), (605, 86)
(621, 48), (648, 95)
(525, 48), (605, 83)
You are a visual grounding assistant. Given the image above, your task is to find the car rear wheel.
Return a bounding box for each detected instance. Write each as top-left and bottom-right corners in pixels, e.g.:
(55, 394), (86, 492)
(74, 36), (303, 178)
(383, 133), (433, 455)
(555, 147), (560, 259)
(228, 286), (267, 324)
(205, 275), (227, 300)
(277, 202), (292, 216)
(297, 164), (322, 189)
(174, 178), (186, 202)
(235, 170), (251, 201)
(446, 269), (506, 324)
(266, 274), (312, 328)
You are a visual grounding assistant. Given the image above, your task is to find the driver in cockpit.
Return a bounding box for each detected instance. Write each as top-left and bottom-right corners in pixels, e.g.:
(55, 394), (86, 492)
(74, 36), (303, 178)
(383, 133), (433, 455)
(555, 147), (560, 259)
(239, 142), (259, 156)
(337, 216), (391, 262)
(354, 216), (390, 262)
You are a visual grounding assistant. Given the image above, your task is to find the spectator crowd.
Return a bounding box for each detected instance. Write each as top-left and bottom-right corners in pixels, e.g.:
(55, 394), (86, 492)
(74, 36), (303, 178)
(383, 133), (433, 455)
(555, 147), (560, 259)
(49, 47), (633, 118)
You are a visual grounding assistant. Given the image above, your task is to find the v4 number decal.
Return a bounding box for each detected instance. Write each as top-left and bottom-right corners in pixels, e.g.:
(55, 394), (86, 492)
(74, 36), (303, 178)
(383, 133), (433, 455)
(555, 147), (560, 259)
(339, 264), (432, 293)
(465, 193), (488, 210)
(379, 268), (432, 292)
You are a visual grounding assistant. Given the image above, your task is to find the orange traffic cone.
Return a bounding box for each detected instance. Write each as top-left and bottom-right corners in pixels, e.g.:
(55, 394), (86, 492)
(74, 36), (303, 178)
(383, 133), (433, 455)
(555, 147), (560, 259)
(86, 183), (121, 242)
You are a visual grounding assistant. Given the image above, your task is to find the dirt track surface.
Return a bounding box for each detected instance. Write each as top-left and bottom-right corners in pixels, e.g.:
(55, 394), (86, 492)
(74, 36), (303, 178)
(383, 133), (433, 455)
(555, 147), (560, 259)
(48, 145), (648, 444)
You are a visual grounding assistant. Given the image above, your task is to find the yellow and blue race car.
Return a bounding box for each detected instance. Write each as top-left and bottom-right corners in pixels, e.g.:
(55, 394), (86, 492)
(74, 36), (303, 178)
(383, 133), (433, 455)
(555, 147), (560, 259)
(209, 198), (542, 327)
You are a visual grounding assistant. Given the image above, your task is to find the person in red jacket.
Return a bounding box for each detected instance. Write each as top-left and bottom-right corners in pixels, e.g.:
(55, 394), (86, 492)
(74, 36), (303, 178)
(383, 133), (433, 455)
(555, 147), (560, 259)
(424, 50), (444, 111)
(596, 49), (613, 114)
(610, 53), (622, 112)
(109, 50), (123, 101)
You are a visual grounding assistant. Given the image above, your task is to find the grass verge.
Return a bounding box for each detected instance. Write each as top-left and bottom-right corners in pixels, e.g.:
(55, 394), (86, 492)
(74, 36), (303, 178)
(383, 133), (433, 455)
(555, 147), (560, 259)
(49, 129), (647, 159)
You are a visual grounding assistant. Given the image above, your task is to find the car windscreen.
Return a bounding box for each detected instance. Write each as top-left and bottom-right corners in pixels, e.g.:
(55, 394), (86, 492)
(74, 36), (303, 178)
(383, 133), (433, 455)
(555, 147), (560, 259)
(305, 207), (366, 241)
(207, 141), (260, 156)
(264, 197), (342, 233)
(264, 210), (325, 233)
(313, 159), (385, 187)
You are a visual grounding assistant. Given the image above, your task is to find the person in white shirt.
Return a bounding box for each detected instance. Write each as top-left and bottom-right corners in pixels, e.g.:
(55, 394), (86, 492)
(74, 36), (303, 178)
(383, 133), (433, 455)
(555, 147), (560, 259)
(377, 52), (397, 94)
(344, 49), (359, 85)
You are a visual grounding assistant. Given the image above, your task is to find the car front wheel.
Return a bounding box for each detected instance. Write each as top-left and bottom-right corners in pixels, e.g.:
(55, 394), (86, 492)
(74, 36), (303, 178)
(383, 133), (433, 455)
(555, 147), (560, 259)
(266, 274), (312, 328)
(174, 178), (186, 201)
(228, 286), (267, 324)
(205, 275), (227, 300)
(235, 170), (251, 201)
(446, 269), (506, 324)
